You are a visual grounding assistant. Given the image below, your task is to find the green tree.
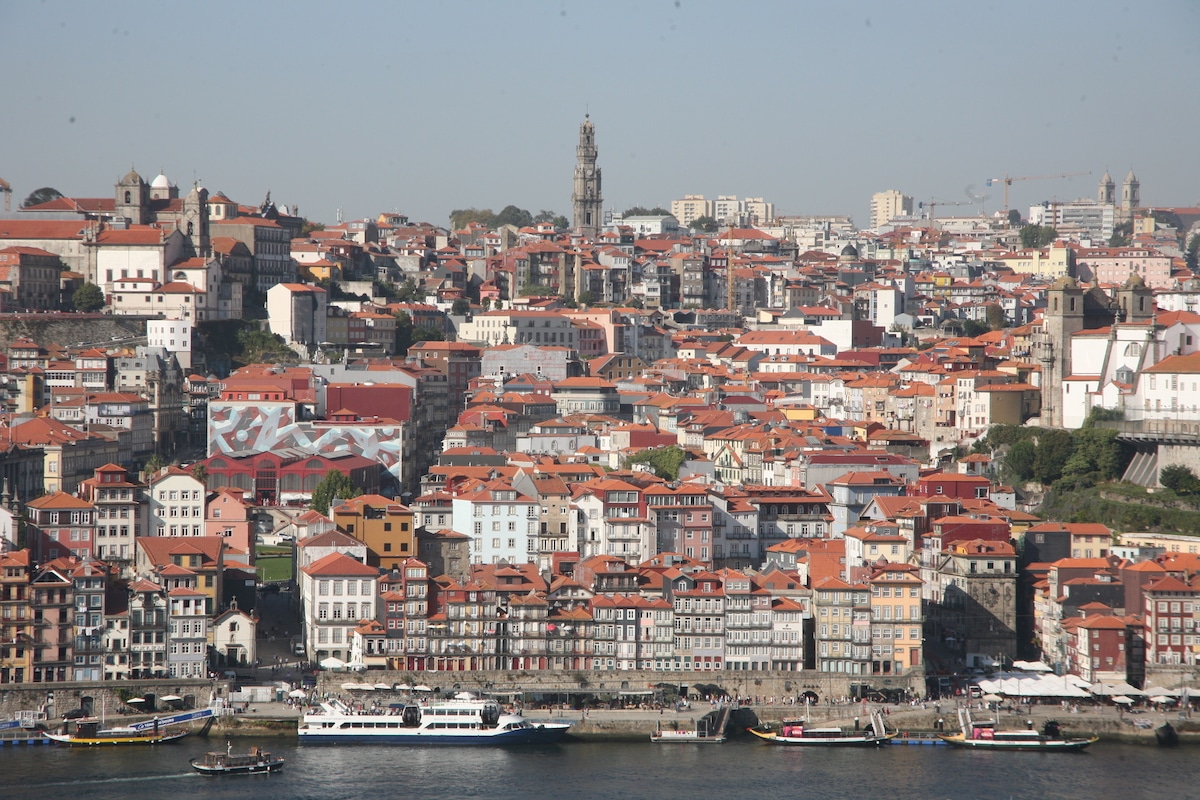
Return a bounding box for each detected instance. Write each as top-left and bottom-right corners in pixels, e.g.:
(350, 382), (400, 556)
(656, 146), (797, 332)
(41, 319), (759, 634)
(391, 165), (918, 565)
(1004, 439), (1036, 483)
(310, 469), (361, 515)
(1185, 232), (1200, 273)
(493, 205), (533, 228)
(520, 284), (555, 297)
(300, 220), (325, 237)
(1159, 464), (1200, 495)
(626, 446), (686, 480)
(451, 298), (471, 316)
(690, 216), (719, 232)
(1006, 209), (1022, 226)
(394, 311), (413, 354)
(1019, 224), (1058, 249)
(449, 207), (496, 230)
(576, 290), (596, 306)
(144, 454), (165, 476)
(623, 206), (670, 217)
(412, 325), (445, 344)
(1109, 221), (1132, 247)
(236, 326), (297, 365)
(533, 210), (569, 228)
(984, 303), (1006, 330)
(191, 463), (209, 487)
(1033, 429), (1074, 485)
(962, 319), (990, 338)
(72, 282), (105, 312)
(21, 187), (63, 208)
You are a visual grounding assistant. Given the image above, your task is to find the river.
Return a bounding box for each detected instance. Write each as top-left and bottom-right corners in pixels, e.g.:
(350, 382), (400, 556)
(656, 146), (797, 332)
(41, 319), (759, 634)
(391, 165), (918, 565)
(2, 738), (1195, 799)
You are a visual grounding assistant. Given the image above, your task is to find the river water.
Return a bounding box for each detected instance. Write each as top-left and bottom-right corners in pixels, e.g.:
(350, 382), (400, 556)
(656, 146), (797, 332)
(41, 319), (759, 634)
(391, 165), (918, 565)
(2, 738), (1195, 799)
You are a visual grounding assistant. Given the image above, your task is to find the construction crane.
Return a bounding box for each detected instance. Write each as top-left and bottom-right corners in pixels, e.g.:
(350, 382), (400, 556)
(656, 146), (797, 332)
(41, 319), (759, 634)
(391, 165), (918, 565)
(918, 198), (969, 226)
(986, 171), (1092, 216)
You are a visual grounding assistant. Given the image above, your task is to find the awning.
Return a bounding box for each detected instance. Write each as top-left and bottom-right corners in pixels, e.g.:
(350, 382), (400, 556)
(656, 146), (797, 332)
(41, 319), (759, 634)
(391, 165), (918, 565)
(1150, 695), (1174, 704)
(288, 689), (308, 699)
(342, 683), (371, 691)
(160, 695), (183, 702)
(413, 685), (432, 692)
(374, 683), (393, 691)
(125, 697), (146, 704)
(1112, 695), (1134, 704)
(319, 656), (346, 669)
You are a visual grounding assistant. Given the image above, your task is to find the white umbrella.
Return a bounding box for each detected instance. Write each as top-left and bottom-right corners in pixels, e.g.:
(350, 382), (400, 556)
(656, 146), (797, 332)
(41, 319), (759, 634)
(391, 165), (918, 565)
(395, 683), (412, 691)
(413, 685), (432, 692)
(1143, 686), (1178, 697)
(1151, 695), (1174, 704)
(1112, 695), (1134, 704)
(161, 695), (183, 702)
(125, 697), (145, 704)
(319, 656), (346, 669)
(342, 682), (370, 691)
(374, 683), (392, 691)
(288, 689), (308, 699)
(982, 693), (1003, 702)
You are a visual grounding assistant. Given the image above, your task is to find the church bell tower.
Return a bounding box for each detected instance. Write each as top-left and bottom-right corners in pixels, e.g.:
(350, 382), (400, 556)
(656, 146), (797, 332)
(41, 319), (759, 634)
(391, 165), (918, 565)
(571, 115), (603, 239)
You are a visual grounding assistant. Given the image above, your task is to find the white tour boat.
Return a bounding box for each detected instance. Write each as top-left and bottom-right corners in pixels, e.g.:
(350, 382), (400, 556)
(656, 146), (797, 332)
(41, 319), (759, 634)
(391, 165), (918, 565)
(298, 698), (571, 744)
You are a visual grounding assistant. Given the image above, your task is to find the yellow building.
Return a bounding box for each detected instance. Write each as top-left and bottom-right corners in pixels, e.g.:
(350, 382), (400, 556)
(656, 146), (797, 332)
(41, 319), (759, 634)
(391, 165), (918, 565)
(332, 494), (416, 570)
(868, 562), (923, 675)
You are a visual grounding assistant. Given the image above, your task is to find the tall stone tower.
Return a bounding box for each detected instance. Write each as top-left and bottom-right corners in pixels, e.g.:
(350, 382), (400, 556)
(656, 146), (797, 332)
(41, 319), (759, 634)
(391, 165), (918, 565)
(181, 184), (210, 258)
(571, 115), (603, 239)
(1097, 170), (1115, 205)
(1037, 277), (1086, 428)
(1120, 169), (1140, 223)
(115, 168), (149, 225)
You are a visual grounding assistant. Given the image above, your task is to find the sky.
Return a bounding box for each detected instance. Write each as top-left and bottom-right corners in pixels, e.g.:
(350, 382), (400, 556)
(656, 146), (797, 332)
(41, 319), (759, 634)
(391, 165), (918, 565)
(2, 0), (1198, 229)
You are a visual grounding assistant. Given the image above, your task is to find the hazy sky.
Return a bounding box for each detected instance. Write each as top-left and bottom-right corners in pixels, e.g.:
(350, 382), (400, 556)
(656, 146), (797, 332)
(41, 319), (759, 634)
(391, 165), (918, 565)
(3, 1), (1197, 228)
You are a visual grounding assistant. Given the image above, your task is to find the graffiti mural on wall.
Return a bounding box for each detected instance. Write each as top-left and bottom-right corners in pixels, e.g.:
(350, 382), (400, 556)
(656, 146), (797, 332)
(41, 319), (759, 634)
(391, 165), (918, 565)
(208, 403), (404, 482)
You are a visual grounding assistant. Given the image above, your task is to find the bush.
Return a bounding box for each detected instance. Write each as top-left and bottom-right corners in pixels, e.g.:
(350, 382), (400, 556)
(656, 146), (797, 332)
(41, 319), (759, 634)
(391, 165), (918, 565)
(1160, 464), (1200, 495)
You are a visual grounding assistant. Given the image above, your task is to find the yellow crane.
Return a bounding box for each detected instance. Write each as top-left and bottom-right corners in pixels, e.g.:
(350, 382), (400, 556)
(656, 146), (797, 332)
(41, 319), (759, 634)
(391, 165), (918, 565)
(986, 171), (1092, 215)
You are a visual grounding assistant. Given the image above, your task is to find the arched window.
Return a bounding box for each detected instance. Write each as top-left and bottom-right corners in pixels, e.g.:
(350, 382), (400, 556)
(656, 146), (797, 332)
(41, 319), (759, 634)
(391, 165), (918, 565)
(124, 191), (131, 203)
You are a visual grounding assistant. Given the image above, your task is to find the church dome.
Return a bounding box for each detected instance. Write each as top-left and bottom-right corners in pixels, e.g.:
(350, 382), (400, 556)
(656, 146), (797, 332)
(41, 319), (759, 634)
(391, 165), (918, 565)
(120, 168), (143, 185)
(1124, 273), (1147, 289)
(151, 172), (172, 190)
(1051, 275), (1079, 290)
(840, 243), (859, 258)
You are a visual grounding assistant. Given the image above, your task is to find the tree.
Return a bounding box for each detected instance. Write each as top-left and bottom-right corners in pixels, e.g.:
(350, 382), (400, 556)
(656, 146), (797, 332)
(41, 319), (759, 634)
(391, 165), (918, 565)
(626, 445), (686, 480)
(144, 454), (165, 476)
(533, 210), (569, 228)
(622, 206), (671, 218)
(310, 469), (361, 515)
(962, 319), (990, 338)
(449, 208), (493, 230)
(1033, 429), (1074, 485)
(21, 187), (63, 208)
(1109, 221), (1132, 247)
(1004, 439), (1036, 483)
(1019, 224), (1058, 249)
(576, 290), (596, 307)
(191, 463), (208, 487)
(451, 298), (471, 316)
(493, 205), (533, 228)
(1159, 464), (1200, 495)
(985, 303), (1007, 330)
(72, 282), (105, 312)
(300, 220), (325, 237)
(690, 216), (719, 233)
(1185, 231), (1200, 273)
(1006, 209), (1022, 226)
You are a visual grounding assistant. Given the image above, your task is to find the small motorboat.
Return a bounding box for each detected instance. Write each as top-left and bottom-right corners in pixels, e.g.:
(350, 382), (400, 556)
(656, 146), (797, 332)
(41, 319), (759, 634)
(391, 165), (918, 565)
(190, 743), (285, 775)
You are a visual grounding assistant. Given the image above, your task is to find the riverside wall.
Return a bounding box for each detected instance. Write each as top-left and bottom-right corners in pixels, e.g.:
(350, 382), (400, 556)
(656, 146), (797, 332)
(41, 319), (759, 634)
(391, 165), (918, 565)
(312, 668), (926, 703)
(0, 678), (215, 720)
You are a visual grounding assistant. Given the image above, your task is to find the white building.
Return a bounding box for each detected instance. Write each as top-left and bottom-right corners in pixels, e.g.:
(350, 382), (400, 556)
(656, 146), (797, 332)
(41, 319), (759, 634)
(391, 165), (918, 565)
(266, 283), (328, 354)
(146, 467), (207, 538)
(147, 318), (194, 371)
(299, 552), (379, 663)
(211, 602), (257, 668)
(871, 190), (914, 229)
(451, 479), (539, 565)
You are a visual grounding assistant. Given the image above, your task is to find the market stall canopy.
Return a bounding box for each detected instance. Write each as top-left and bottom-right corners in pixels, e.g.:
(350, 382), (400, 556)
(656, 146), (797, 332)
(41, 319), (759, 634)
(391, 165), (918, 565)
(1010, 660), (1053, 672)
(319, 656), (346, 669)
(288, 689), (308, 699)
